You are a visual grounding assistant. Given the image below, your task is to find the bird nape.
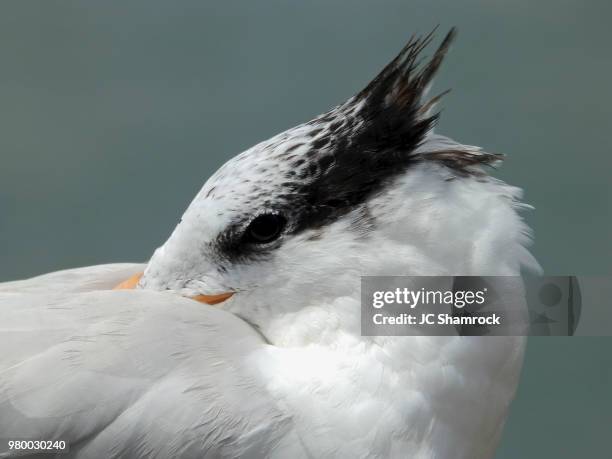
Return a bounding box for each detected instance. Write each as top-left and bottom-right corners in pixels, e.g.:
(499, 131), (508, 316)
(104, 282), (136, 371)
(0, 29), (537, 459)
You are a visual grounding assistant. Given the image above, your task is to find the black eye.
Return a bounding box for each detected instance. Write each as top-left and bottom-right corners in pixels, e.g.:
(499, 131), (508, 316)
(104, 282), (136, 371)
(243, 214), (286, 244)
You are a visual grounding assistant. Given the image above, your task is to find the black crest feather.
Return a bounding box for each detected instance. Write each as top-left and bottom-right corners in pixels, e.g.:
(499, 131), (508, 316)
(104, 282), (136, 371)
(352, 27), (456, 154)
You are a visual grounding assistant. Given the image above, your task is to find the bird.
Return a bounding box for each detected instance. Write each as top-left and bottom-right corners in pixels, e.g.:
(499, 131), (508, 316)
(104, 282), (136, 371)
(0, 29), (539, 459)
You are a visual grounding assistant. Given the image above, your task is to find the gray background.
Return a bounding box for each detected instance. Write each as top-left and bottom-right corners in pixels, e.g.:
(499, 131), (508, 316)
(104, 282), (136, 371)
(0, 1), (610, 457)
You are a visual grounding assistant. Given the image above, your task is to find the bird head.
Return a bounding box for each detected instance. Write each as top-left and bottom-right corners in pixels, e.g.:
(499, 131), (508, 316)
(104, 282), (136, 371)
(122, 29), (537, 344)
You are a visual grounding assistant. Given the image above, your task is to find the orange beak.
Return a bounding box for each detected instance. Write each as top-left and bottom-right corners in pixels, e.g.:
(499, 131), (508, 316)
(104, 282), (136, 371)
(113, 272), (143, 290)
(113, 272), (234, 305)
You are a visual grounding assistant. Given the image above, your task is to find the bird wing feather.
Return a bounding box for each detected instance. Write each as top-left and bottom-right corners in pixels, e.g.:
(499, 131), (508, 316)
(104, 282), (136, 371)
(0, 265), (299, 458)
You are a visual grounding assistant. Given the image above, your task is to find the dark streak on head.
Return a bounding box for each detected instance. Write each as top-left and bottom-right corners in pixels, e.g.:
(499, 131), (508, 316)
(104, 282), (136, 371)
(285, 143), (305, 153)
(205, 186), (216, 199)
(416, 149), (503, 176)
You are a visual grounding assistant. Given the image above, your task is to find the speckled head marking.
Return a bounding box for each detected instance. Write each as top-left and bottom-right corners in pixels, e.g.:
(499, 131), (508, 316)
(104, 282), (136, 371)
(205, 28), (489, 262)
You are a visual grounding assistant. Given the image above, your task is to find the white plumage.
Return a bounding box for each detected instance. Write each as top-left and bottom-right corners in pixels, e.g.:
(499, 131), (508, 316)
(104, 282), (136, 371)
(0, 265), (296, 458)
(0, 30), (538, 458)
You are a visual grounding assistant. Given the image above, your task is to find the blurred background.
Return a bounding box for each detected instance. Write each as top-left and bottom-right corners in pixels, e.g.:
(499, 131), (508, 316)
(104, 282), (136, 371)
(0, 1), (610, 457)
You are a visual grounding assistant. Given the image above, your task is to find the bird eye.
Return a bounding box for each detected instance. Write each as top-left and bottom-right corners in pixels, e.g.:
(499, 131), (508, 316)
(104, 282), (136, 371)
(243, 214), (286, 244)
